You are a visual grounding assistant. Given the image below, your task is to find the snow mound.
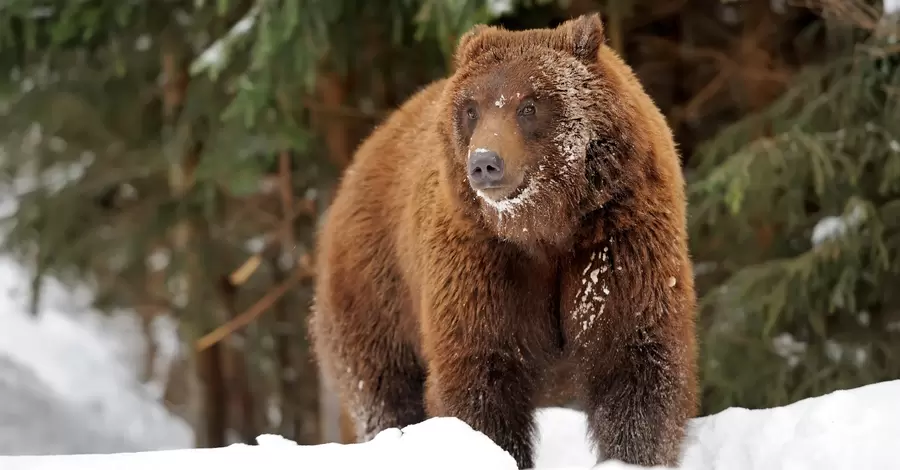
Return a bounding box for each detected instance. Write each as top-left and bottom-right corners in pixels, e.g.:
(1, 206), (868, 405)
(0, 255), (193, 454)
(0, 417), (517, 470)
(0, 355), (135, 455)
(1, 379), (897, 469)
(680, 379), (900, 470)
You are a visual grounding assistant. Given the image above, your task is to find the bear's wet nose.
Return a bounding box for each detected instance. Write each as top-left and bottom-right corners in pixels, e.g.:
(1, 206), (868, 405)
(467, 149), (505, 188)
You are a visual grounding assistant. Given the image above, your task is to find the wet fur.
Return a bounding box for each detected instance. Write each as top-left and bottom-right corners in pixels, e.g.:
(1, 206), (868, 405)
(309, 14), (698, 469)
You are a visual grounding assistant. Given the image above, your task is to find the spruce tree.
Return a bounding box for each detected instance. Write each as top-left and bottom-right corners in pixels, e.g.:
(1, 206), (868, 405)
(0, 0), (511, 446)
(3, 0), (895, 446)
(689, 2), (900, 413)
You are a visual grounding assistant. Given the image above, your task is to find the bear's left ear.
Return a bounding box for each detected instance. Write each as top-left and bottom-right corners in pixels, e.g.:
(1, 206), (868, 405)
(453, 23), (495, 70)
(560, 13), (605, 64)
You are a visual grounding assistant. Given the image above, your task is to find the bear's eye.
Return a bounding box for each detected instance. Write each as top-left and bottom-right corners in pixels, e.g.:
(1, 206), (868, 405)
(466, 106), (478, 120)
(519, 104), (536, 117)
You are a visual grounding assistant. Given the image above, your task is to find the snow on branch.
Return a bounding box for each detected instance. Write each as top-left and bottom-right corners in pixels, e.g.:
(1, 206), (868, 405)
(190, 5), (260, 79)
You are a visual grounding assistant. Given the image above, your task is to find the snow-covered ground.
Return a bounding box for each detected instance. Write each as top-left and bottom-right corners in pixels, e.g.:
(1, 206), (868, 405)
(0, 178), (192, 455)
(0, 255), (193, 455)
(0, 379), (898, 469)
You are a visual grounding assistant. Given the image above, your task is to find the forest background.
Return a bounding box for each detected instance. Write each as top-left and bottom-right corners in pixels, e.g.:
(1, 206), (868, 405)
(0, 0), (897, 450)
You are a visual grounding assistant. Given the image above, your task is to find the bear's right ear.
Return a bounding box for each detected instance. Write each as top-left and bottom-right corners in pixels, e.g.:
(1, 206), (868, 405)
(560, 13), (606, 64)
(453, 24), (494, 69)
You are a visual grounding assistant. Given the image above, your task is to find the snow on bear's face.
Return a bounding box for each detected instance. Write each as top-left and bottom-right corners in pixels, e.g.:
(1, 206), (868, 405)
(440, 15), (623, 248)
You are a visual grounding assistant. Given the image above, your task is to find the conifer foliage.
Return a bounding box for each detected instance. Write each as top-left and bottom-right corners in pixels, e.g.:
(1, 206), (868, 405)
(0, 0), (898, 447)
(0, 0), (502, 447)
(690, 1), (900, 412)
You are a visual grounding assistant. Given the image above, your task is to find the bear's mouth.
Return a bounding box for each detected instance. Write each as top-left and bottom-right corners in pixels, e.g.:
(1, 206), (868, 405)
(472, 168), (529, 203)
(501, 181), (529, 201)
(475, 176), (535, 213)
(477, 185), (518, 202)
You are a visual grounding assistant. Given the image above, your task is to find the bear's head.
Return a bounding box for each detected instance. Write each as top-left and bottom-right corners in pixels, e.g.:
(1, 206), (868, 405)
(439, 14), (661, 250)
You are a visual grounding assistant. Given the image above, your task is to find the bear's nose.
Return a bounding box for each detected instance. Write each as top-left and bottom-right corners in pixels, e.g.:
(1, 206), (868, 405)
(467, 149), (505, 188)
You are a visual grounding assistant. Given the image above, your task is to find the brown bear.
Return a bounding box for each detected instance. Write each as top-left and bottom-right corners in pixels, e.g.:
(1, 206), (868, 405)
(309, 13), (698, 469)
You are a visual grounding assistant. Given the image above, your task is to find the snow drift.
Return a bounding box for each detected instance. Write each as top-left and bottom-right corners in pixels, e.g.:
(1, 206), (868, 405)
(0, 254), (192, 454)
(0, 379), (897, 470)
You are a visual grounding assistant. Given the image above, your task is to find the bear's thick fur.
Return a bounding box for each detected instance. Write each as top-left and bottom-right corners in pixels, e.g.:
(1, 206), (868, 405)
(309, 14), (698, 469)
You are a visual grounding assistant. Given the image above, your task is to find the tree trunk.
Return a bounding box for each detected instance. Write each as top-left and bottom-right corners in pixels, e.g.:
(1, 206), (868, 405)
(200, 344), (227, 447)
(161, 28), (226, 449)
(217, 276), (258, 444)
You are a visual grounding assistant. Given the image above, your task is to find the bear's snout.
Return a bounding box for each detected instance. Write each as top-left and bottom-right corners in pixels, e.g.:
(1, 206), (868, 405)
(467, 148), (506, 189)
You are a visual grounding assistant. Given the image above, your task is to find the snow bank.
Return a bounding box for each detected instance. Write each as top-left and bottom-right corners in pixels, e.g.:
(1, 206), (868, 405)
(0, 184), (191, 454)
(680, 379), (900, 470)
(0, 418), (520, 470)
(1, 379), (897, 470)
(0, 255), (193, 453)
(0, 355), (137, 455)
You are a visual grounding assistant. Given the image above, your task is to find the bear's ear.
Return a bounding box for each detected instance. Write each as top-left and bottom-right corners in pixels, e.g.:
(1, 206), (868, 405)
(559, 13), (605, 63)
(453, 23), (495, 69)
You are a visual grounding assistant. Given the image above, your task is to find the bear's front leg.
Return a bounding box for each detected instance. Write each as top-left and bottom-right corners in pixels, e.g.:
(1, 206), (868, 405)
(424, 347), (540, 468)
(562, 238), (698, 467)
(420, 240), (557, 470)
